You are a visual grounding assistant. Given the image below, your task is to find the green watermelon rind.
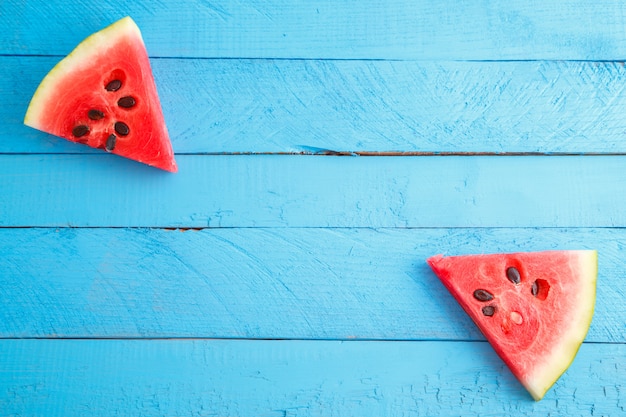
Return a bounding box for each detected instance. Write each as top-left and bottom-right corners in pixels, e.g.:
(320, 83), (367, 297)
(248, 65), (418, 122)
(24, 17), (141, 131)
(523, 250), (597, 401)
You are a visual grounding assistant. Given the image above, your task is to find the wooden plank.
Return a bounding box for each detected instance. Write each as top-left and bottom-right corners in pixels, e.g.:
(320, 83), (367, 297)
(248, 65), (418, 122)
(6, 56), (626, 154)
(0, 339), (623, 415)
(1, 154), (626, 228)
(0, 227), (621, 342)
(5, 1), (626, 60)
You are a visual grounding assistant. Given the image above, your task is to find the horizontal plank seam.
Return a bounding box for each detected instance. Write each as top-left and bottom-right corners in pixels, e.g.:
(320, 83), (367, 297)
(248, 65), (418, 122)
(0, 337), (619, 345)
(0, 336), (483, 342)
(2, 53), (626, 64)
(4, 152), (626, 157)
(3, 226), (626, 230)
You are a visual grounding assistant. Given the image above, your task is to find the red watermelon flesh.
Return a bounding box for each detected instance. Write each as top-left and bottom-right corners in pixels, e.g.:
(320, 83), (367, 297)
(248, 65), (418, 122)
(427, 250), (597, 400)
(24, 17), (177, 172)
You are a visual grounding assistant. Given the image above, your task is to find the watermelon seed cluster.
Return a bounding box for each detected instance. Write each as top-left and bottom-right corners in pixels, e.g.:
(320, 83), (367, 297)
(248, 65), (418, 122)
(473, 266), (550, 318)
(70, 77), (136, 152)
(473, 289), (497, 316)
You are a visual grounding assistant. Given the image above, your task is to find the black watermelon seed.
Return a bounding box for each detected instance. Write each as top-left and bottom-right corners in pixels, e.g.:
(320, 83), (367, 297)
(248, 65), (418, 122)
(105, 134), (116, 152)
(482, 305), (496, 316)
(114, 121), (130, 136)
(88, 109), (105, 120)
(506, 266), (521, 285)
(531, 281), (539, 297)
(72, 125), (89, 137)
(473, 289), (494, 302)
(117, 96), (136, 108)
(105, 79), (122, 91)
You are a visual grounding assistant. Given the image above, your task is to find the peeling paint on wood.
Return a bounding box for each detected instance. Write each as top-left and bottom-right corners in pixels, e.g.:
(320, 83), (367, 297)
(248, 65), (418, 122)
(2, 1), (624, 414)
(0, 339), (623, 416)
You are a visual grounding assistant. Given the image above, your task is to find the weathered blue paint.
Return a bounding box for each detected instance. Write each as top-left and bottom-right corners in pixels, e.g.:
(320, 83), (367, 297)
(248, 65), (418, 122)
(6, 57), (626, 154)
(5, 1), (626, 60)
(1, 339), (623, 416)
(2, 1), (624, 414)
(0, 227), (622, 342)
(1, 154), (626, 228)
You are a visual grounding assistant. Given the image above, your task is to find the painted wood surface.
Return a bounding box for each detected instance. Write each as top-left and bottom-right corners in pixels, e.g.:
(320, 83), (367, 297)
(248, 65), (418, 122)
(1, 339), (623, 416)
(2, 1), (625, 415)
(1, 227), (623, 342)
(5, 0), (626, 60)
(2, 154), (626, 228)
(5, 57), (626, 154)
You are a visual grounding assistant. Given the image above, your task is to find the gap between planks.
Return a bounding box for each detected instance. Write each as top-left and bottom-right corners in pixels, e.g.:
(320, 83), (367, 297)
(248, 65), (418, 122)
(4, 53), (626, 64)
(0, 336), (621, 346)
(3, 151), (626, 156)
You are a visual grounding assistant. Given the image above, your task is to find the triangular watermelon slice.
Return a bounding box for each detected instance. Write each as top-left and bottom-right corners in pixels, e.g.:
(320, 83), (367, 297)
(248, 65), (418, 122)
(24, 17), (177, 172)
(427, 250), (597, 400)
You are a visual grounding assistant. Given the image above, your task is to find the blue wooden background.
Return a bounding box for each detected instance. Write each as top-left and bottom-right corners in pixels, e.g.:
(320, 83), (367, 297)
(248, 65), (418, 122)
(2, 1), (625, 415)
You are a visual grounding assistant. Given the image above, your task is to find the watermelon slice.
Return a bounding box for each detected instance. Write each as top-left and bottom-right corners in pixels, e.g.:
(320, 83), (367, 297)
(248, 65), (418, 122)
(24, 17), (177, 172)
(427, 250), (597, 400)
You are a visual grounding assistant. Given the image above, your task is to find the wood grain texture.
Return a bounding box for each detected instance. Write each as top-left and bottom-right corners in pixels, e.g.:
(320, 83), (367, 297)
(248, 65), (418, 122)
(3, 0), (625, 413)
(7, 57), (626, 154)
(1, 339), (623, 416)
(5, 0), (626, 60)
(1, 154), (626, 228)
(0, 227), (622, 342)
